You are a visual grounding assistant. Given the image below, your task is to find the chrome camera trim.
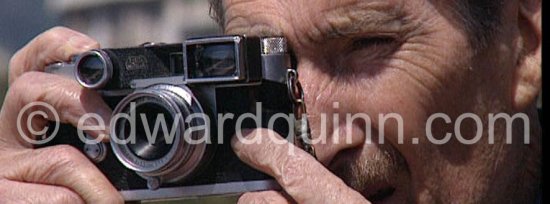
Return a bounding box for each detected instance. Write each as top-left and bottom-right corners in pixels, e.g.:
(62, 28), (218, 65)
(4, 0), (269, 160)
(121, 180), (281, 201)
(75, 50), (113, 89)
(110, 85), (209, 185)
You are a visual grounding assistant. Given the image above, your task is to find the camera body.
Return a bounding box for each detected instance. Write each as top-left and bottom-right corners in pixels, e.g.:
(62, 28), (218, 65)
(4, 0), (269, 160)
(43, 36), (296, 201)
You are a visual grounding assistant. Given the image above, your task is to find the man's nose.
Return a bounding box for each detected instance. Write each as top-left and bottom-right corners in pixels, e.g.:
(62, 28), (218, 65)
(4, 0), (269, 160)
(312, 119), (367, 166)
(293, 58), (367, 166)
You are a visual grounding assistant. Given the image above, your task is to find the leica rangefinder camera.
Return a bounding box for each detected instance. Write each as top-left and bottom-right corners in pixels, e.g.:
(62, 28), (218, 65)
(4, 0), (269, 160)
(43, 35), (297, 201)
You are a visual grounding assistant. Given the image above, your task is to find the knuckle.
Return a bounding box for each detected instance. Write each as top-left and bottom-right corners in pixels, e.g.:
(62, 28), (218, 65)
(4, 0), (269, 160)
(48, 145), (87, 165)
(7, 27), (72, 83)
(103, 193), (124, 204)
(90, 190), (124, 204)
(6, 72), (40, 99)
(238, 193), (258, 204)
(39, 145), (90, 175)
(239, 192), (278, 204)
(43, 26), (74, 41)
(46, 26), (99, 48)
(8, 50), (23, 72)
(52, 144), (85, 159)
(41, 26), (99, 51)
(15, 71), (43, 84)
(278, 154), (308, 188)
(48, 26), (72, 33)
(8, 51), (31, 83)
(7, 72), (43, 98)
(50, 188), (84, 204)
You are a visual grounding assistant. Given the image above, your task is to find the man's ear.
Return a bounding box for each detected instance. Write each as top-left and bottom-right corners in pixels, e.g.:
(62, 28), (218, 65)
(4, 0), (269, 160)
(512, 0), (541, 111)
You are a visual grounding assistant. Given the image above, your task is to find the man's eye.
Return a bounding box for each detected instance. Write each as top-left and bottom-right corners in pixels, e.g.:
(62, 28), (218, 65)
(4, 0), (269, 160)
(347, 36), (401, 61)
(351, 36), (395, 51)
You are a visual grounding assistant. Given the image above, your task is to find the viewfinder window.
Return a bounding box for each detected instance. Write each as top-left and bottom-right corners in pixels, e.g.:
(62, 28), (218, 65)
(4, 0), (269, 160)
(187, 43), (238, 79)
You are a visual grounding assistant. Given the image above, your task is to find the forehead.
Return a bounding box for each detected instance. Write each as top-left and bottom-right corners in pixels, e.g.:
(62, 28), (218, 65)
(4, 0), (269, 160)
(223, 0), (416, 36)
(224, 0), (433, 44)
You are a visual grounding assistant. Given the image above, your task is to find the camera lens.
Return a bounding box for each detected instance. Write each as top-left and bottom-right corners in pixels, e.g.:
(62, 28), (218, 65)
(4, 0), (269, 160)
(110, 85), (210, 185)
(76, 51), (112, 89)
(126, 103), (173, 161)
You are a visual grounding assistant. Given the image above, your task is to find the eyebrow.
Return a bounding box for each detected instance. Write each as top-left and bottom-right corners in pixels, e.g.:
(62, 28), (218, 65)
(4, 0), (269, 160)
(314, 1), (409, 40)
(224, 15), (286, 38)
(224, 0), (410, 41)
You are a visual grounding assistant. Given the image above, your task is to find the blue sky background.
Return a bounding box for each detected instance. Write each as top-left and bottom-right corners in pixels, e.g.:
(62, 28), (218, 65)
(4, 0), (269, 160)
(0, 1), (57, 54)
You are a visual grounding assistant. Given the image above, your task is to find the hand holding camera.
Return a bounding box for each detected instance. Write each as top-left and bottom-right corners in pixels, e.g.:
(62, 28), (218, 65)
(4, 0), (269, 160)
(2, 27), (366, 204)
(42, 32), (307, 200)
(0, 27), (122, 204)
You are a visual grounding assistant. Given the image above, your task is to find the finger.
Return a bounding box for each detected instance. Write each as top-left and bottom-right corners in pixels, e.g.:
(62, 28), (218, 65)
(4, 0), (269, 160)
(0, 179), (84, 204)
(9, 26), (99, 84)
(0, 72), (111, 148)
(232, 129), (369, 204)
(238, 191), (293, 204)
(0, 146), (123, 204)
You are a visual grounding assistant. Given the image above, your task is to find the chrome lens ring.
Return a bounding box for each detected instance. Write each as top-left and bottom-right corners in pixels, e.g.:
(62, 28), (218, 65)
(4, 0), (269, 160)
(75, 50), (113, 89)
(111, 90), (186, 173)
(110, 85), (208, 182)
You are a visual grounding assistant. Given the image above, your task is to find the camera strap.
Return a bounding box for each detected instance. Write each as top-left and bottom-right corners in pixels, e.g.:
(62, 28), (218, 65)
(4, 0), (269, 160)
(287, 69), (317, 159)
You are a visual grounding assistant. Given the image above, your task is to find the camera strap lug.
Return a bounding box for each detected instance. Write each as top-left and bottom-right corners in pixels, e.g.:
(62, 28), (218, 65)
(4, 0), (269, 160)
(286, 69), (317, 159)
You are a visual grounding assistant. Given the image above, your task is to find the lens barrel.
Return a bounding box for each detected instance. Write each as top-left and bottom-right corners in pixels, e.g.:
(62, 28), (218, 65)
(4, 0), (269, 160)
(110, 85), (209, 185)
(75, 50), (112, 89)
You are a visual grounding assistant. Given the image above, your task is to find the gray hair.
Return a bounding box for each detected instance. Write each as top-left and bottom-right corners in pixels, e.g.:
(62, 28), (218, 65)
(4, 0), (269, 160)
(208, 0), (225, 29)
(454, 0), (504, 49)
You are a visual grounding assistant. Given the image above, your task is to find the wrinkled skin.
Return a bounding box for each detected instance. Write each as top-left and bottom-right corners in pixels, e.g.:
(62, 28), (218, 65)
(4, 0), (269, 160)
(225, 0), (541, 203)
(0, 27), (123, 203)
(0, 0), (540, 203)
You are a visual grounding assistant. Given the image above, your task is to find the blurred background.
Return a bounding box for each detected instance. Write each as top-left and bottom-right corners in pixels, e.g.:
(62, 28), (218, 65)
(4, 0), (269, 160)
(0, 0), (221, 109)
(0, 0), (220, 53)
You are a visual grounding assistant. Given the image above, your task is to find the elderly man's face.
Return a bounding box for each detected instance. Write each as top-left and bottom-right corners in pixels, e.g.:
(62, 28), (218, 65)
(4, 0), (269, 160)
(222, 0), (540, 203)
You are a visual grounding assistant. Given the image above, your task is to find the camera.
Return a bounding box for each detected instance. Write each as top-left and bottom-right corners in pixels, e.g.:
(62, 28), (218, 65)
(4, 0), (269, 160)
(43, 35), (298, 201)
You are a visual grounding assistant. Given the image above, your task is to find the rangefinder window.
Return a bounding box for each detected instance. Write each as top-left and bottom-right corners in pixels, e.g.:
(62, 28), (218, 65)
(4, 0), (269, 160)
(75, 50), (112, 89)
(187, 42), (238, 79)
(79, 55), (104, 82)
